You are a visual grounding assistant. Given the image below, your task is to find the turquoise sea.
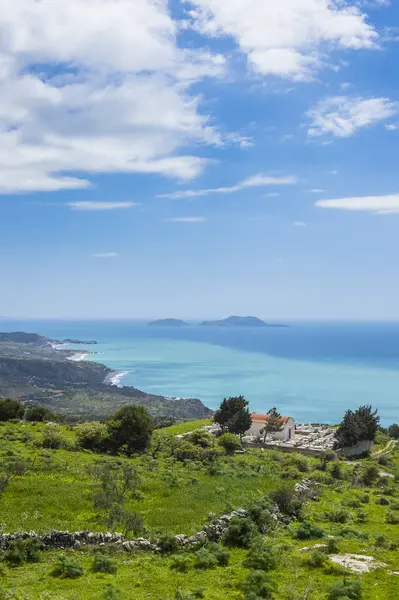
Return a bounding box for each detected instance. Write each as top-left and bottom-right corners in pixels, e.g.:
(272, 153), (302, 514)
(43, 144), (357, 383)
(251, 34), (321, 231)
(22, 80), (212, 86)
(1, 319), (399, 425)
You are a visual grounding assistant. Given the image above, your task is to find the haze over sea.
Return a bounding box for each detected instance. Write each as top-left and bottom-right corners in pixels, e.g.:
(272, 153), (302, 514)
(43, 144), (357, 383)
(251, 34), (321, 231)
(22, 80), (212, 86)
(1, 319), (399, 426)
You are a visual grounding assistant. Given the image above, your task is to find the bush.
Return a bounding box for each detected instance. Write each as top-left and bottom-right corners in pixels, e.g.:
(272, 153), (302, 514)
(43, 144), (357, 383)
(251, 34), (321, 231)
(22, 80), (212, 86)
(106, 406), (154, 455)
(206, 543), (230, 566)
(0, 399), (24, 421)
(339, 527), (368, 540)
(157, 533), (179, 554)
(243, 540), (276, 571)
(217, 433), (241, 454)
(222, 517), (259, 548)
(327, 581), (362, 600)
(386, 511), (399, 524)
(378, 455), (389, 466)
(41, 424), (66, 449)
(103, 584), (123, 600)
(188, 430), (215, 448)
(25, 405), (58, 422)
(308, 550), (327, 568)
(92, 553), (117, 574)
(326, 537), (340, 554)
(388, 423), (399, 439)
(171, 555), (191, 573)
(172, 440), (201, 462)
(331, 463), (343, 479)
(51, 556), (84, 578)
(4, 539), (41, 566)
(76, 421), (109, 452)
(361, 464), (379, 486)
(325, 507), (349, 524)
(376, 496), (390, 506)
(194, 547), (218, 570)
(246, 497), (276, 533)
(270, 485), (302, 517)
(243, 570), (277, 600)
(294, 523), (324, 540)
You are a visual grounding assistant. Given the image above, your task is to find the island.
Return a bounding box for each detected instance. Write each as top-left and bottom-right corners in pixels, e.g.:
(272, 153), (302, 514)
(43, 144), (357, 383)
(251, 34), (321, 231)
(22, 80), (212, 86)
(148, 319), (189, 327)
(199, 315), (287, 328)
(63, 338), (97, 345)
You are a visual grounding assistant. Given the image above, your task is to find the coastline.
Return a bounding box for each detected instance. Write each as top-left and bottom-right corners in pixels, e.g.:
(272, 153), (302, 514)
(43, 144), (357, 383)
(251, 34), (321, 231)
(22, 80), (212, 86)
(104, 370), (129, 387)
(66, 352), (89, 362)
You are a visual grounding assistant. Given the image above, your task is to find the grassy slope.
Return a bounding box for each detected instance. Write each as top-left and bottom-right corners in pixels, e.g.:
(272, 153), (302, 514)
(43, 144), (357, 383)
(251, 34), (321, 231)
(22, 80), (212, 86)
(0, 421), (398, 599)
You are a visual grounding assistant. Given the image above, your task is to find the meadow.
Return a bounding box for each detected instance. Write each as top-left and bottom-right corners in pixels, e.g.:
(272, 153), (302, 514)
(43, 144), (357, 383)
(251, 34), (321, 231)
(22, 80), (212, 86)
(0, 420), (398, 600)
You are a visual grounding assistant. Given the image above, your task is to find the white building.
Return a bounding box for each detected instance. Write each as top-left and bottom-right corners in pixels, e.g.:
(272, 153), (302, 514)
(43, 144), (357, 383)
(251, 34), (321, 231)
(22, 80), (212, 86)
(247, 413), (296, 442)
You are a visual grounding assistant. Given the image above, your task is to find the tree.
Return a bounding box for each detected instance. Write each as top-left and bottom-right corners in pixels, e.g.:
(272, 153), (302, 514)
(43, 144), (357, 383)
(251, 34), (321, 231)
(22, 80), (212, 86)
(0, 399), (24, 421)
(214, 396), (252, 436)
(106, 406), (154, 455)
(336, 405), (379, 448)
(263, 408), (283, 442)
(75, 421), (109, 452)
(25, 405), (58, 423)
(217, 432), (241, 454)
(388, 423), (399, 439)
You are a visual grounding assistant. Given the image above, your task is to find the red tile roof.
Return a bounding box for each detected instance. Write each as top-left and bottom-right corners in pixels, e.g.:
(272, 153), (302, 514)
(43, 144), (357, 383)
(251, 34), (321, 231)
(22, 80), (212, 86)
(251, 413), (291, 425)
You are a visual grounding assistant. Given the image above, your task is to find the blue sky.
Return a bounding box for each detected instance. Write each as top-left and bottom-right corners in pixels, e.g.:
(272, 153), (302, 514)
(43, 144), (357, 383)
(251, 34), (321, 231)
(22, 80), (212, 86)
(1, 0), (399, 319)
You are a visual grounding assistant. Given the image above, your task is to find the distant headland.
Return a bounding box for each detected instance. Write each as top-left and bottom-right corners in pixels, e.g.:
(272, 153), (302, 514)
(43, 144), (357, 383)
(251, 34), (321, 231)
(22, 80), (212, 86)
(199, 316), (287, 328)
(148, 319), (189, 327)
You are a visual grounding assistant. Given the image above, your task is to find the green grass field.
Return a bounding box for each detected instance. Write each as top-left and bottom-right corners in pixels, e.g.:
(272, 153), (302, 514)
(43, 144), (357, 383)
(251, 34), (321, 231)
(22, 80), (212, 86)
(0, 420), (398, 599)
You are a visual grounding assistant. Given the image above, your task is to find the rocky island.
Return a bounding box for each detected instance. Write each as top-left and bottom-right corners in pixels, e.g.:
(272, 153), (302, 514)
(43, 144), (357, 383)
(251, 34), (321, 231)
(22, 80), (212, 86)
(148, 319), (189, 327)
(0, 332), (211, 422)
(200, 315), (287, 328)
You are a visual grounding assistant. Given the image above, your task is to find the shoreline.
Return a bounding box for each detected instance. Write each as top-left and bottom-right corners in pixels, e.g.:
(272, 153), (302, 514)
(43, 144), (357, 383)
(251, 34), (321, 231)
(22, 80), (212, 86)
(104, 370), (129, 387)
(66, 352), (89, 362)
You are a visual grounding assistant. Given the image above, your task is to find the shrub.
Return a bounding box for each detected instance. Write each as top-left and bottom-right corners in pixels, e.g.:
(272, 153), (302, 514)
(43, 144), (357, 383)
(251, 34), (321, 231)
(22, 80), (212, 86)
(0, 399), (24, 421)
(188, 430), (215, 448)
(25, 405), (58, 422)
(4, 539), (41, 566)
(307, 550), (327, 568)
(51, 556), (84, 578)
(103, 584), (123, 600)
(194, 547), (218, 570)
(339, 527), (368, 540)
(171, 555), (191, 573)
(326, 537), (340, 554)
(331, 463), (343, 479)
(386, 511), (399, 524)
(92, 553), (117, 574)
(294, 523), (324, 540)
(243, 570), (277, 600)
(388, 423), (399, 439)
(325, 507), (349, 524)
(157, 533), (179, 554)
(41, 424), (66, 449)
(246, 497), (276, 533)
(217, 433), (241, 454)
(361, 464), (379, 486)
(378, 455), (389, 466)
(374, 534), (388, 548)
(327, 581), (362, 600)
(222, 517), (259, 548)
(376, 496), (390, 506)
(76, 421), (108, 452)
(0, 474), (10, 497)
(206, 543), (230, 566)
(243, 540), (276, 571)
(172, 440), (201, 462)
(106, 405), (154, 455)
(270, 484), (303, 517)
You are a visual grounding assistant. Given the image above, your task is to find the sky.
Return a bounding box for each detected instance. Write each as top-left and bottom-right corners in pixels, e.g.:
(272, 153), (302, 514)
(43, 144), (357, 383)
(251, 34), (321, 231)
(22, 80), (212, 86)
(1, 0), (399, 320)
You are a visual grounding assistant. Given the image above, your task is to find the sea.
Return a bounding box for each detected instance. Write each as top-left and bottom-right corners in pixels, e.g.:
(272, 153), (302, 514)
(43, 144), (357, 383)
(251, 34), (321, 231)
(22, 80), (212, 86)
(1, 319), (399, 426)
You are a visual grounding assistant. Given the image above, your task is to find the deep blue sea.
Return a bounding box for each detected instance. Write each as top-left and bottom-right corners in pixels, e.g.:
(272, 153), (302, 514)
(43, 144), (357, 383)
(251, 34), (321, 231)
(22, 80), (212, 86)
(1, 319), (399, 425)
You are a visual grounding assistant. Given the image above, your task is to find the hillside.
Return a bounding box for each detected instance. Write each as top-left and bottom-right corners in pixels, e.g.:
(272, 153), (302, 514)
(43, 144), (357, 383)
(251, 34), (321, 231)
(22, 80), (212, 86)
(0, 333), (212, 421)
(0, 419), (398, 599)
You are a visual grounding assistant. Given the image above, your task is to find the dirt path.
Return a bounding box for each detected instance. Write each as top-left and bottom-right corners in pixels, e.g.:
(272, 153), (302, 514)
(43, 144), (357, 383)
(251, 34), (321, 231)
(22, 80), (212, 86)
(372, 439), (397, 457)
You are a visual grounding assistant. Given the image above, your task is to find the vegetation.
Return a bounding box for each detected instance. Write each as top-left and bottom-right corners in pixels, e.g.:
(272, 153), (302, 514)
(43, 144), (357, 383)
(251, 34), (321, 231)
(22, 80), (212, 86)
(0, 417), (398, 599)
(214, 396), (252, 436)
(336, 405), (379, 448)
(262, 408), (284, 442)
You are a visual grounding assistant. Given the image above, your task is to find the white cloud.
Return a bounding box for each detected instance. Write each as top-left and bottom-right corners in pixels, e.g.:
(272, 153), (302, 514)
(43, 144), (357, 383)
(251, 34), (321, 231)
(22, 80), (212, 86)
(385, 123), (398, 131)
(264, 193), (280, 197)
(186, 0), (379, 80)
(0, 0), (226, 193)
(92, 252), (119, 258)
(340, 82), (352, 90)
(308, 96), (398, 137)
(294, 221), (306, 227)
(68, 202), (137, 211)
(316, 194), (399, 214)
(307, 188), (325, 193)
(164, 216), (207, 222)
(157, 173), (297, 198)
